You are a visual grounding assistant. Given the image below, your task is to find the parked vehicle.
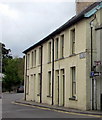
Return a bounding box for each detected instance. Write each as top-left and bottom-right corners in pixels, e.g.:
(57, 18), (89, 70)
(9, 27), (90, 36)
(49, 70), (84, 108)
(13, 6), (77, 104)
(17, 85), (24, 93)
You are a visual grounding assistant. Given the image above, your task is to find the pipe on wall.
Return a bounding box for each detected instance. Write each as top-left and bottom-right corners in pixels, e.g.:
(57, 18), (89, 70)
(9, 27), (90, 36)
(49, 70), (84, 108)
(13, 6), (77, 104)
(90, 14), (96, 110)
(51, 37), (54, 105)
(40, 45), (43, 103)
(24, 55), (27, 100)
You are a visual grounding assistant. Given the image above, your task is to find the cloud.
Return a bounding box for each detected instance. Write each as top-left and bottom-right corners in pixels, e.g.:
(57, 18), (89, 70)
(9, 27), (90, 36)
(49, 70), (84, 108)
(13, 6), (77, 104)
(0, 3), (19, 20)
(1, 0), (75, 3)
(1, 2), (75, 57)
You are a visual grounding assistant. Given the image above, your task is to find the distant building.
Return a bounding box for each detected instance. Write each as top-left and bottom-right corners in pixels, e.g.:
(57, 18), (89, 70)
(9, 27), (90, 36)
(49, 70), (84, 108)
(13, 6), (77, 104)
(0, 43), (2, 94)
(0, 43), (2, 74)
(23, 1), (102, 111)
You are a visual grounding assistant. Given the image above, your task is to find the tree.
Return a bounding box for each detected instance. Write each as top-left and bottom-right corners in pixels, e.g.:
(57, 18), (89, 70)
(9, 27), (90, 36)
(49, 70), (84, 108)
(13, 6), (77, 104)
(2, 43), (24, 92)
(3, 57), (24, 92)
(2, 43), (12, 73)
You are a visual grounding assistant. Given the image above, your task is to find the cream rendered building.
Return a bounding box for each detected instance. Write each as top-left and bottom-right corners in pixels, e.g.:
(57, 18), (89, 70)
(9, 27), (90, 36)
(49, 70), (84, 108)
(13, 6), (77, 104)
(23, 1), (102, 111)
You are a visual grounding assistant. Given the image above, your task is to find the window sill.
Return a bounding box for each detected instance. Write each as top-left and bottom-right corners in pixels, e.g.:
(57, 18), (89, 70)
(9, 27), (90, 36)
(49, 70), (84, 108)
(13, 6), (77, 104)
(55, 57), (64, 62)
(69, 54), (76, 57)
(47, 61), (51, 64)
(59, 57), (64, 60)
(32, 66), (36, 68)
(37, 64), (41, 67)
(30, 67), (33, 69)
(69, 97), (77, 101)
(47, 95), (52, 98)
(55, 59), (59, 62)
(37, 94), (40, 96)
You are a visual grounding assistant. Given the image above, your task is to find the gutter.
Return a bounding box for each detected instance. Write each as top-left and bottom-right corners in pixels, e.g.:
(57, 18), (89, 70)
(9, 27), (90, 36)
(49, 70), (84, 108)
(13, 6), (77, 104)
(22, 14), (83, 54)
(23, 2), (101, 54)
(84, 2), (102, 18)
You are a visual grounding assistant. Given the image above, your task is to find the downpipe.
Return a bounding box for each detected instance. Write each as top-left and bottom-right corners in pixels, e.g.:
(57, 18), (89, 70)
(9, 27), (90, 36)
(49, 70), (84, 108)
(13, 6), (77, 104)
(93, 78), (97, 110)
(24, 55), (27, 100)
(90, 14), (96, 110)
(40, 45), (43, 103)
(51, 37), (54, 105)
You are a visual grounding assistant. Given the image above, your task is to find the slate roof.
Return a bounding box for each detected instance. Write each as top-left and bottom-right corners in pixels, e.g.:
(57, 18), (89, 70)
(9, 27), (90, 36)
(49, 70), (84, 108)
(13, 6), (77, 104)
(23, 2), (101, 54)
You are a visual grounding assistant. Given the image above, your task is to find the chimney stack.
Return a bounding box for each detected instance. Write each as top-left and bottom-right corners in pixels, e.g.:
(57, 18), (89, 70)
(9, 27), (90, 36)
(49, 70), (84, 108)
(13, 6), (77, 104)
(76, 0), (96, 15)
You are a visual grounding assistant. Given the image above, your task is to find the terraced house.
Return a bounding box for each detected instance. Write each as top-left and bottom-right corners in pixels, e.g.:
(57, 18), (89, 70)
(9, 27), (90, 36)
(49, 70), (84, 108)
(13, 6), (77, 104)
(23, 1), (102, 111)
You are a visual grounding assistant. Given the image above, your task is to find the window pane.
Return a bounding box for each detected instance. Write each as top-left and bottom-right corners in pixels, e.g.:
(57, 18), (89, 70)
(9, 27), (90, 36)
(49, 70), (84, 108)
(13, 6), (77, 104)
(60, 35), (64, 58)
(71, 67), (76, 97)
(31, 51), (34, 67)
(38, 73), (40, 94)
(48, 71), (51, 96)
(48, 42), (51, 62)
(34, 50), (36, 66)
(56, 38), (59, 59)
(72, 82), (76, 96)
(71, 29), (75, 54)
(39, 47), (41, 65)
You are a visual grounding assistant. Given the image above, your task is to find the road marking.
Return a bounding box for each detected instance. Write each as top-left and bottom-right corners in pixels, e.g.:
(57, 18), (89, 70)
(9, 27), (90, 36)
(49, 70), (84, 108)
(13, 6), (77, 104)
(12, 102), (102, 118)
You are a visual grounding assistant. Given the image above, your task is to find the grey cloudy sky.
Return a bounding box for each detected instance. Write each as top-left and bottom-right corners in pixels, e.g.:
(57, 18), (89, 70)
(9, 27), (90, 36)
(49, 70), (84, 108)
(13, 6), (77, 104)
(1, 1), (76, 57)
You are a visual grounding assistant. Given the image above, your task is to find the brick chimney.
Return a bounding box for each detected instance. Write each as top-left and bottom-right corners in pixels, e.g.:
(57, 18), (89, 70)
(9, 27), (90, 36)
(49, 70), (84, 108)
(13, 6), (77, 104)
(76, 0), (96, 14)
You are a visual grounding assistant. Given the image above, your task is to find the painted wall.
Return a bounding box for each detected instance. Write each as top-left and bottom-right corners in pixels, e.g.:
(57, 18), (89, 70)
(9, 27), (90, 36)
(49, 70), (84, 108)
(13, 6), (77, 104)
(24, 8), (102, 111)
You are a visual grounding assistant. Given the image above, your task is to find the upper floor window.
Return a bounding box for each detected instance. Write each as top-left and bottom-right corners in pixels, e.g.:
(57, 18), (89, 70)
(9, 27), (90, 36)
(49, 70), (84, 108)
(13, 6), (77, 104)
(71, 29), (75, 54)
(55, 38), (59, 60)
(60, 35), (64, 58)
(71, 66), (76, 98)
(48, 42), (51, 62)
(27, 54), (30, 69)
(31, 51), (34, 67)
(34, 50), (36, 67)
(26, 76), (29, 94)
(39, 47), (41, 65)
(38, 73), (41, 95)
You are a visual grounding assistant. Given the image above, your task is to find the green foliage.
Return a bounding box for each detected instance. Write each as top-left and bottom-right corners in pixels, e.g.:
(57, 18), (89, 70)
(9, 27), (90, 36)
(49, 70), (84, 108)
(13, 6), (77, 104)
(2, 43), (12, 73)
(2, 43), (24, 92)
(3, 58), (24, 92)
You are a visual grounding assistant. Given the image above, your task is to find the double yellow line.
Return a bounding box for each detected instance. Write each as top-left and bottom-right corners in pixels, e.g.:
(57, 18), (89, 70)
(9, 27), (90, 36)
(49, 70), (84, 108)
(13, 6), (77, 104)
(12, 102), (102, 118)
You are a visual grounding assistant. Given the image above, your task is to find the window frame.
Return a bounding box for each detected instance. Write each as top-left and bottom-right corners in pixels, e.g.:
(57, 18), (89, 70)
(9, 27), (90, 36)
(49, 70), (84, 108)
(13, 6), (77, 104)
(48, 71), (52, 97)
(70, 28), (75, 55)
(55, 37), (59, 60)
(60, 34), (64, 58)
(71, 66), (76, 99)
(34, 50), (36, 67)
(48, 41), (51, 62)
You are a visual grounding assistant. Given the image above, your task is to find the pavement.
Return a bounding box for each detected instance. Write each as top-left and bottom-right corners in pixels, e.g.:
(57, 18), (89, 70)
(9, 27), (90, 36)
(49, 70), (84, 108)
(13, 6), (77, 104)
(15, 99), (102, 117)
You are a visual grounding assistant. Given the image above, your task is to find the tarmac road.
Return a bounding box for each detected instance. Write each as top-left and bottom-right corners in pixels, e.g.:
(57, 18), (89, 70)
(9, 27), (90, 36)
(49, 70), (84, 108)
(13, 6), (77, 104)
(2, 93), (101, 119)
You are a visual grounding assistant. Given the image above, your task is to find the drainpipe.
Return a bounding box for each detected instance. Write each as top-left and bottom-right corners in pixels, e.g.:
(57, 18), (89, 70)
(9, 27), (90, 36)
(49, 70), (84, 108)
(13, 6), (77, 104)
(51, 37), (54, 105)
(90, 14), (96, 110)
(24, 55), (27, 100)
(40, 45), (43, 103)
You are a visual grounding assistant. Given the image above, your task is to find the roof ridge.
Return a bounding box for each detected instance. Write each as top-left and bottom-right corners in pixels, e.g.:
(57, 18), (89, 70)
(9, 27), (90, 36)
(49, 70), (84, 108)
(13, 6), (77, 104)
(23, 1), (101, 54)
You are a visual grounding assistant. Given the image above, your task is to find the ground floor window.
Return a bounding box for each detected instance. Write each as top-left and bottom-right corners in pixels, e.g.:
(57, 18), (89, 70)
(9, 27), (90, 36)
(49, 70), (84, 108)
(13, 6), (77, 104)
(71, 66), (76, 98)
(38, 73), (41, 96)
(26, 76), (29, 95)
(48, 71), (52, 97)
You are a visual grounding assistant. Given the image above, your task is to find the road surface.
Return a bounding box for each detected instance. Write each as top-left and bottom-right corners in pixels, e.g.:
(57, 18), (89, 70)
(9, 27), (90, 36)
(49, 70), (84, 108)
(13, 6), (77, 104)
(2, 93), (101, 119)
